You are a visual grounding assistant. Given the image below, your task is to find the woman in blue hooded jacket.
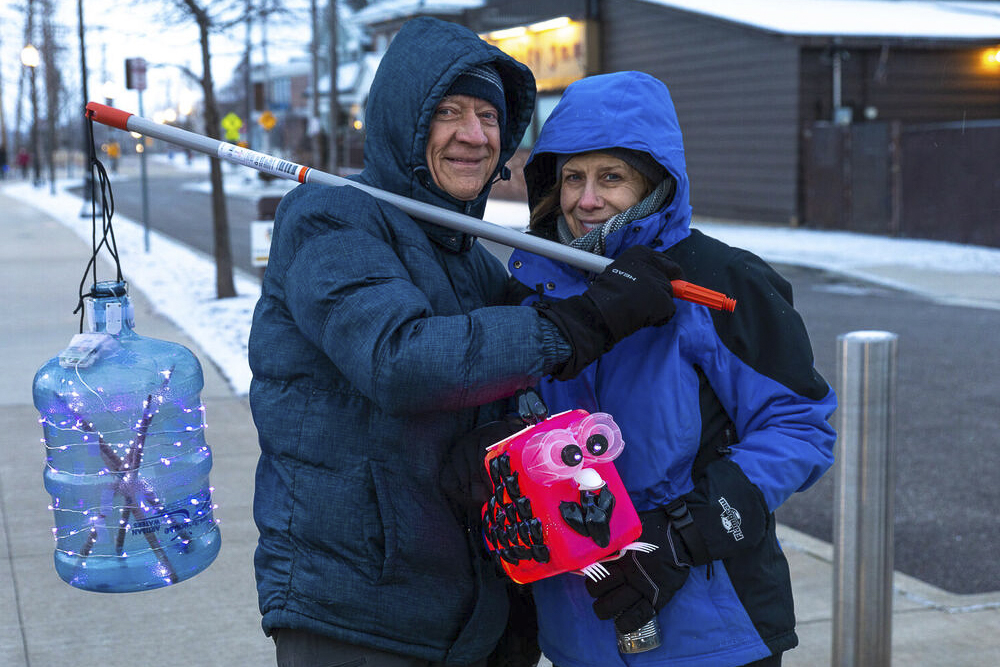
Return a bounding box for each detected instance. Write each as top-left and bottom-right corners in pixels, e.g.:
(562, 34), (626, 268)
(508, 72), (837, 667)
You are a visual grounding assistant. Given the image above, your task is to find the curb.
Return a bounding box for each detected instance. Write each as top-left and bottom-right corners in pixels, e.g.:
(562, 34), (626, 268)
(776, 524), (1000, 613)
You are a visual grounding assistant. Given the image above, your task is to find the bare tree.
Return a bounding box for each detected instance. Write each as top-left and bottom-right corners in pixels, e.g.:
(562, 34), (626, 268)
(157, 0), (244, 299)
(14, 3), (33, 152)
(156, 0), (298, 299)
(41, 0), (60, 192)
(0, 30), (9, 155)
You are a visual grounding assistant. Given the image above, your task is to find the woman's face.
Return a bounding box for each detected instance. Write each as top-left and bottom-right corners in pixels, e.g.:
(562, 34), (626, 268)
(559, 153), (649, 238)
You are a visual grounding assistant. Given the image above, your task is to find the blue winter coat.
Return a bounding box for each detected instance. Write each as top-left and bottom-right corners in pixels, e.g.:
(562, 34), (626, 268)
(509, 71), (837, 667)
(248, 18), (542, 664)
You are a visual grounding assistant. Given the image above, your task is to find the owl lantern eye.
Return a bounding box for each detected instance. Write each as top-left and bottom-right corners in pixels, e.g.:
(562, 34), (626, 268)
(521, 429), (582, 484)
(575, 413), (624, 463)
(586, 434), (608, 456)
(560, 444), (584, 466)
(518, 412), (625, 485)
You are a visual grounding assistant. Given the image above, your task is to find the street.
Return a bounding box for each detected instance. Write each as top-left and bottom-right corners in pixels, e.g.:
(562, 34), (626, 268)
(69, 161), (271, 278)
(104, 162), (999, 596)
(777, 265), (1000, 595)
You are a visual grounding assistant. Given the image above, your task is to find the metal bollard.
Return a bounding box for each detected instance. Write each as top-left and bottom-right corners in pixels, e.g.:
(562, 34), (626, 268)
(832, 331), (898, 667)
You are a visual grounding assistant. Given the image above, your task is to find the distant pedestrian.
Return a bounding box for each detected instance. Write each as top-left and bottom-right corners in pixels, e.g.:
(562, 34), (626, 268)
(16, 147), (30, 180)
(0, 144), (8, 179)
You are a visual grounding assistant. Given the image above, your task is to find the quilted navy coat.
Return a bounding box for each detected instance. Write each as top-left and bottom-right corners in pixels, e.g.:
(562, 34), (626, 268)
(248, 18), (542, 664)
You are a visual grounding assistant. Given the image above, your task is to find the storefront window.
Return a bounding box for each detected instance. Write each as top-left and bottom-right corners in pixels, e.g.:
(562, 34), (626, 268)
(521, 93), (563, 149)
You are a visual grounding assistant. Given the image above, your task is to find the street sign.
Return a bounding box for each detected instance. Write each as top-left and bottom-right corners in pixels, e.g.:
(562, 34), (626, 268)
(221, 112), (243, 142)
(251, 221), (273, 267)
(259, 111), (277, 131)
(125, 58), (147, 91)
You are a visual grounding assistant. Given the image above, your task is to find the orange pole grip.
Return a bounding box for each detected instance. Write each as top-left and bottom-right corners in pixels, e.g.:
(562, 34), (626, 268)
(671, 280), (737, 312)
(85, 102), (133, 131)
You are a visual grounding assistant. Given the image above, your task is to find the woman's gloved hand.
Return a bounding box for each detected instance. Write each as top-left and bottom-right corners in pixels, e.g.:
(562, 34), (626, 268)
(584, 507), (691, 633)
(533, 246), (684, 379)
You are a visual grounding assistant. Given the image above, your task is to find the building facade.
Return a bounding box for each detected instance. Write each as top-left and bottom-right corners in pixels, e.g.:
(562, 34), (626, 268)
(459, 0), (1000, 243)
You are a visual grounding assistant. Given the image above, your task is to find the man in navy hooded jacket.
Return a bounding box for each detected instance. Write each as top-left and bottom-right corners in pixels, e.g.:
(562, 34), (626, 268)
(248, 18), (686, 667)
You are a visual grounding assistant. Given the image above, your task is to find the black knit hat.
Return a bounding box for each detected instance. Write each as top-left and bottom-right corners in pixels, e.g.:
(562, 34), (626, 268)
(445, 64), (506, 133)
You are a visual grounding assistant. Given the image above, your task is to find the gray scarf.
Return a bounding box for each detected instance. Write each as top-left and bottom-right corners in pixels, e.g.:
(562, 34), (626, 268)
(557, 179), (671, 255)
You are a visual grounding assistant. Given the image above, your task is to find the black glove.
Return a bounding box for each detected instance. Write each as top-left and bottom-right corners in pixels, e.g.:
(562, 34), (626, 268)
(440, 420), (521, 526)
(584, 508), (692, 633)
(503, 275), (536, 306)
(533, 245), (684, 380)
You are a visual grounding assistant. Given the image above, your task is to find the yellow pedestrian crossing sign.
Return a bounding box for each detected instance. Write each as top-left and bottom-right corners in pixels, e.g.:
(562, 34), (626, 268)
(222, 112), (243, 142)
(259, 111), (277, 132)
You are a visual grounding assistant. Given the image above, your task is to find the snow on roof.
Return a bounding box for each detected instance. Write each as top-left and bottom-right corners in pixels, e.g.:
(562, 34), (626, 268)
(354, 0), (484, 26)
(642, 0), (1000, 40)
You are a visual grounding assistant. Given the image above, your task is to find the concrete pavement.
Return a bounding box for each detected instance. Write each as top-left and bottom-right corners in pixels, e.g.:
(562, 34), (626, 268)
(1, 187), (273, 666)
(2, 181), (998, 666)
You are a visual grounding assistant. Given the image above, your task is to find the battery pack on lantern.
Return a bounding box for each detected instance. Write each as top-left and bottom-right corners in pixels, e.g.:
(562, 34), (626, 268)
(32, 281), (221, 592)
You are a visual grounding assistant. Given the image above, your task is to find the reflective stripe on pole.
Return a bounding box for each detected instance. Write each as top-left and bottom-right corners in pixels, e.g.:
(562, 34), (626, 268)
(83, 102), (737, 311)
(833, 330), (897, 667)
(84, 101), (609, 274)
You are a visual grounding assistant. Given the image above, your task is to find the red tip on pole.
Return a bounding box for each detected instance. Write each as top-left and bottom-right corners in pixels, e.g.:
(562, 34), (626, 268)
(671, 280), (737, 312)
(85, 102), (133, 131)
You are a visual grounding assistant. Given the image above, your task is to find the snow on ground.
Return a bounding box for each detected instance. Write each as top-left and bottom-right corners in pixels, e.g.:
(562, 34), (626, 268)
(6, 172), (1000, 397)
(6, 176), (260, 395)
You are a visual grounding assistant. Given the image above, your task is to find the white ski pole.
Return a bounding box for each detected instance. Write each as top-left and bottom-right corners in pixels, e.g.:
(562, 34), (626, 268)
(85, 102), (734, 311)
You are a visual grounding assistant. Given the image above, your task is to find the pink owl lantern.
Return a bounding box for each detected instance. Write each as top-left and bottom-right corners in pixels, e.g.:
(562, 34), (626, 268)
(482, 409), (643, 584)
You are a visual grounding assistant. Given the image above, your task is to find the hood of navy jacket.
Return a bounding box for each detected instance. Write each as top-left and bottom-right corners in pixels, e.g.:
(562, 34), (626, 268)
(521, 71), (693, 260)
(359, 17), (535, 240)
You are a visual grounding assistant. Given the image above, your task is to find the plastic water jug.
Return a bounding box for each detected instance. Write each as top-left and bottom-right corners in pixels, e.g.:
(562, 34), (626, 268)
(32, 281), (221, 592)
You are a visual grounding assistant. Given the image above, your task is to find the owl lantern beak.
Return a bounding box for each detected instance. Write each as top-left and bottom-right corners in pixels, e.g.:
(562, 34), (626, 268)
(573, 467), (605, 491)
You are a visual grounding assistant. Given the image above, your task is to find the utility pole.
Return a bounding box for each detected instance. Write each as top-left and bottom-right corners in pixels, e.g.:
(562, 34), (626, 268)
(260, 0), (270, 155)
(326, 0), (338, 174)
(0, 31), (9, 162)
(24, 0), (42, 187)
(310, 0), (322, 166)
(78, 0), (89, 143)
(77, 0), (102, 214)
(42, 0), (58, 194)
(126, 58), (150, 252)
(244, 0), (253, 148)
(15, 10), (30, 156)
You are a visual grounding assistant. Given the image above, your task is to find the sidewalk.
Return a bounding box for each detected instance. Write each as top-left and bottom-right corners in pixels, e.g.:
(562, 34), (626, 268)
(0, 188), (273, 666)
(2, 180), (999, 666)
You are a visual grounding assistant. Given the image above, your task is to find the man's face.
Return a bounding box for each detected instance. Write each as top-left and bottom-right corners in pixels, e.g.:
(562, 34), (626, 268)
(425, 94), (501, 201)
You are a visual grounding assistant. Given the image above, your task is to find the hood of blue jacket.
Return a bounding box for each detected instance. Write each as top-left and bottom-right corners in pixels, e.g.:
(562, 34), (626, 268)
(523, 71), (693, 254)
(359, 17), (535, 225)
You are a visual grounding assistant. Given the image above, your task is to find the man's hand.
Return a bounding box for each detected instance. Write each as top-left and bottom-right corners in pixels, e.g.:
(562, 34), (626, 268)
(440, 420), (520, 525)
